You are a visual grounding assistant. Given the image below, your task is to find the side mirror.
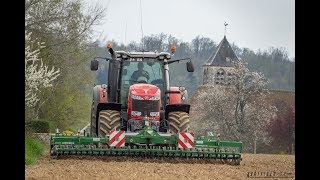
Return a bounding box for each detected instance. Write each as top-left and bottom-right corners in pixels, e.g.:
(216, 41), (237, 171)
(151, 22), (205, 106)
(90, 60), (99, 71)
(122, 69), (127, 75)
(186, 61), (194, 72)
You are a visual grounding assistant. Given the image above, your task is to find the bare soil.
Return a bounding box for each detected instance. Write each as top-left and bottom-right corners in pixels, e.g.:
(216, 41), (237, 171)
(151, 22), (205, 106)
(25, 154), (295, 180)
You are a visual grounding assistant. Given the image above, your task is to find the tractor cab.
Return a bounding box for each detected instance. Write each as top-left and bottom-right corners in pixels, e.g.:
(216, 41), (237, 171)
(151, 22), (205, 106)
(116, 52), (171, 132)
(119, 55), (166, 108)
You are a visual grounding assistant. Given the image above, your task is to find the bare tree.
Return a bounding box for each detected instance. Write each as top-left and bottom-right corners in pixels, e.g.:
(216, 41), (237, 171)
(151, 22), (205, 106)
(267, 102), (295, 154)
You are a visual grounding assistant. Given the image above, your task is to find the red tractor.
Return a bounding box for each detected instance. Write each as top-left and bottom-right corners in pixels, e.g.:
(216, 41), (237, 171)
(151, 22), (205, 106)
(90, 44), (194, 138)
(50, 44), (242, 163)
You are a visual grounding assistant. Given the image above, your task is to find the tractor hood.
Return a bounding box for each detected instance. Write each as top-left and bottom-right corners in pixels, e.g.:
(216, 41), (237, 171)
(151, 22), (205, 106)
(129, 83), (160, 99)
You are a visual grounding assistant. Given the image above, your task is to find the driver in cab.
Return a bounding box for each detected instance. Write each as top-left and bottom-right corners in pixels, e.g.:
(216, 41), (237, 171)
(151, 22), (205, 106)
(130, 62), (150, 83)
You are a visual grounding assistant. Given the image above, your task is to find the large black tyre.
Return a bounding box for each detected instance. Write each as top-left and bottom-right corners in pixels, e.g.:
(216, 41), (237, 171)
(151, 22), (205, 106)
(168, 111), (190, 134)
(98, 110), (121, 138)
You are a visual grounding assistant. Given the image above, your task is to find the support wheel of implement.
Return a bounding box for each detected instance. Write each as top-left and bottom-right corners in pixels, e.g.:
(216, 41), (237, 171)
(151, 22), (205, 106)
(168, 111), (190, 134)
(98, 110), (121, 138)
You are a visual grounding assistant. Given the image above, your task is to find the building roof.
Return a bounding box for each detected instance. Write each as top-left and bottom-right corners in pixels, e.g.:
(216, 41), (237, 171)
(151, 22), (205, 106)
(205, 36), (239, 66)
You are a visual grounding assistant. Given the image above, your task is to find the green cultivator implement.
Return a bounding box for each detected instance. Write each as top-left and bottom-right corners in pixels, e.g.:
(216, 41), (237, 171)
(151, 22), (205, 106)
(50, 45), (243, 165)
(50, 121), (242, 165)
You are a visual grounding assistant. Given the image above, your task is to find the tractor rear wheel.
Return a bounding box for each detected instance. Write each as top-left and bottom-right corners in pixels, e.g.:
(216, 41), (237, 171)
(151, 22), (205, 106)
(168, 111), (190, 134)
(98, 110), (121, 138)
(90, 102), (97, 136)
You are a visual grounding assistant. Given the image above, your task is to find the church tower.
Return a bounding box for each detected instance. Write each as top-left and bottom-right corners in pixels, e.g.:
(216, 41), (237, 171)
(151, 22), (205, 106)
(203, 35), (239, 86)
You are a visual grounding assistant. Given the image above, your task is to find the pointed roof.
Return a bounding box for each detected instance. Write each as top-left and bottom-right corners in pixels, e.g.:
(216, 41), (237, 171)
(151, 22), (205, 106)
(205, 36), (239, 66)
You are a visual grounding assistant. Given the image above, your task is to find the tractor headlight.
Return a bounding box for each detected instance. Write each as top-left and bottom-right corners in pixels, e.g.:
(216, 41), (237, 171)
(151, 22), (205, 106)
(150, 112), (159, 116)
(158, 55), (164, 60)
(149, 96), (160, 100)
(131, 94), (144, 100)
(132, 111), (142, 116)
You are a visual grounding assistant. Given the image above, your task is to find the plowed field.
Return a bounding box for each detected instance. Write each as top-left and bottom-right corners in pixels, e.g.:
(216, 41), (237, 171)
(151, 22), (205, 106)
(25, 154), (295, 180)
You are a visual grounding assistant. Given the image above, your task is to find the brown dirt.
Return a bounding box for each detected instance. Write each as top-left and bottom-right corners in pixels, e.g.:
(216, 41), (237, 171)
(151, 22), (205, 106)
(25, 154), (295, 180)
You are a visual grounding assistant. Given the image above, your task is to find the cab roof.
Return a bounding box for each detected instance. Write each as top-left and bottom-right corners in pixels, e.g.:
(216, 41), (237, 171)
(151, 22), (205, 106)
(115, 51), (172, 60)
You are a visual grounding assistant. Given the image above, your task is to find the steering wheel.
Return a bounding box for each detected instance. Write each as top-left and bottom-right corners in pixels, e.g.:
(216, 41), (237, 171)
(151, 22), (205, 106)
(130, 76), (148, 85)
(137, 76), (148, 83)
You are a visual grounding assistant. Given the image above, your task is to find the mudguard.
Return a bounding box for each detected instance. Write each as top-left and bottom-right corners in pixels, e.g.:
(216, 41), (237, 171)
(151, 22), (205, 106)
(168, 87), (188, 104)
(91, 84), (108, 135)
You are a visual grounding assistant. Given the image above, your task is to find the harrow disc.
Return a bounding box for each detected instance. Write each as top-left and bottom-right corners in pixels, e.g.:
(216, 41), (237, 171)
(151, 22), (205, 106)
(50, 145), (241, 165)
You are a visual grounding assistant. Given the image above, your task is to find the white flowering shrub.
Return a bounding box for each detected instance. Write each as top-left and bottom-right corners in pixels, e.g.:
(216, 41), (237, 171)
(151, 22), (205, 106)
(25, 31), (60, 107)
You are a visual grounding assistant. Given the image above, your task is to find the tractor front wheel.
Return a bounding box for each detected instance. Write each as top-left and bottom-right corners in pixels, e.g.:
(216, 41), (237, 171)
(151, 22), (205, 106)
(168, 111), (190, 134)
(98, 110), (121, 138)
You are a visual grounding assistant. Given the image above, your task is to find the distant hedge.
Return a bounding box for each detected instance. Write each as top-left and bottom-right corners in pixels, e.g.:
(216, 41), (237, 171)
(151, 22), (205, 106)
(26, 121), (50, 133)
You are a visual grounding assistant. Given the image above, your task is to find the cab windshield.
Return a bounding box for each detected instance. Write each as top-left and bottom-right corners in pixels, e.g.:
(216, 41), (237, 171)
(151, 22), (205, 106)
(120, 61), (164, 105)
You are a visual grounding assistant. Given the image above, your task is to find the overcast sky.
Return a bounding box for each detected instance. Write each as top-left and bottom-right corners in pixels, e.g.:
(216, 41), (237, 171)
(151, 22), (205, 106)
(84, 0), (295, 59)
